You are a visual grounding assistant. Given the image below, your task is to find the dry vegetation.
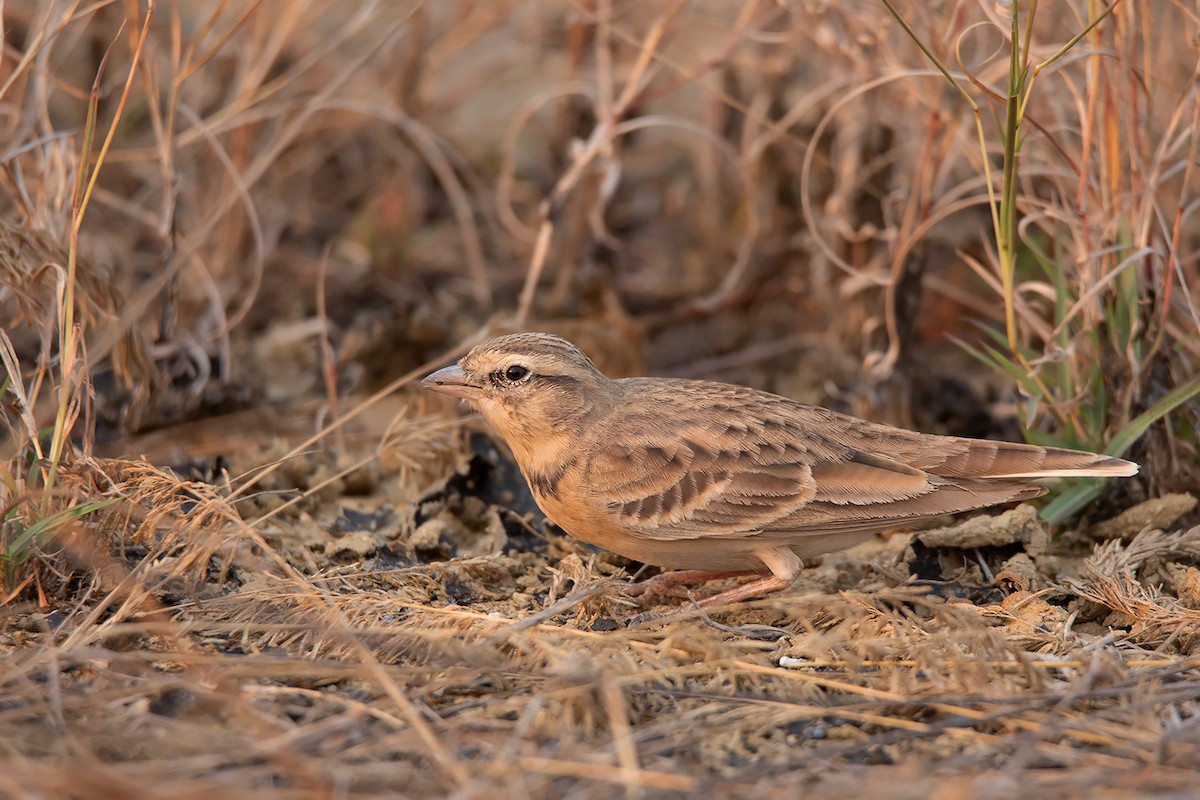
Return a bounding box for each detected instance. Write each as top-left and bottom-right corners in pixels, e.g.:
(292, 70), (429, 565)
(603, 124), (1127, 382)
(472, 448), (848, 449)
(2, 1), (1199, 797)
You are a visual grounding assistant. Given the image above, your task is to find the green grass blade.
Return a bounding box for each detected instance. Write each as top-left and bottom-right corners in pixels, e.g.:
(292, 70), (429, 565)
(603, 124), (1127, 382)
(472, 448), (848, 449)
(1041, 373), (1200, 525)
(2, 498), (117, 565)
(1040, 483), (1103, 527)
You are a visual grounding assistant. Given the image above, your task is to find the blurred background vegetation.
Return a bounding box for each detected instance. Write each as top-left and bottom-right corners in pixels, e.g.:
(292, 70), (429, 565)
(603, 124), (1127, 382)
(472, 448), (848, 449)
(3, 1), (1197, 461)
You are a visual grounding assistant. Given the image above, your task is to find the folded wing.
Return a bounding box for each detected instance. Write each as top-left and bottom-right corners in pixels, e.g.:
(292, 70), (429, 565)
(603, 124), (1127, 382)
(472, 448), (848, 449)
(581, 379), (1089, 542)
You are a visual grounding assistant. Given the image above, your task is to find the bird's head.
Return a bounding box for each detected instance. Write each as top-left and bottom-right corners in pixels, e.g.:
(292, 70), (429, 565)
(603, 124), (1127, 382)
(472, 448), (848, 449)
(422, 333), (618, 470)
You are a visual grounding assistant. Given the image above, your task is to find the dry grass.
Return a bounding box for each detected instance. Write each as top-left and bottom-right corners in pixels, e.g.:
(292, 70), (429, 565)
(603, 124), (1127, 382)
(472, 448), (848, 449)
(2, 1), (1199, 797)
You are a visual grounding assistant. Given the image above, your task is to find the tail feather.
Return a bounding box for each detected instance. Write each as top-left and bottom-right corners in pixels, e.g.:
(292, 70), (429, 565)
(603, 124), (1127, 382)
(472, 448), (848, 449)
(987, 452), (1139, 479)
(904, 438), (1139, 480)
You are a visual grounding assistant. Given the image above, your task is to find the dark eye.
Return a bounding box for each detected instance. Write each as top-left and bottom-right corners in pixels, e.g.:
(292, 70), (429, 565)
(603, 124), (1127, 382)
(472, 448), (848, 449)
(504, 364), (530, 382)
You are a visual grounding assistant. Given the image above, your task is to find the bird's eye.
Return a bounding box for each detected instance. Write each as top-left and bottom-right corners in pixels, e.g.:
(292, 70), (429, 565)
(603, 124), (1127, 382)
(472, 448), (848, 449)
(504, 364), (530, 382)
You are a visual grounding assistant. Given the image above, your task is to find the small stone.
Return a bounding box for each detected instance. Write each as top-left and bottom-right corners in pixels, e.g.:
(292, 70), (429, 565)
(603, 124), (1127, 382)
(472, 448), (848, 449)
(995, 552), (1039, 592)
(410, 518), (453, 551)
(918, 504), (1045, 550)
(324, 531), (377, 560)
(1088, 494), (1197, 541)
(1166, 564), (1200, 609)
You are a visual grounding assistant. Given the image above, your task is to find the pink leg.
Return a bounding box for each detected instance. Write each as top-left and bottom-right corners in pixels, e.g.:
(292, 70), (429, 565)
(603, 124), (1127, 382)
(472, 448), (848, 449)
(619, 551), (806, 623)
(688, 575), (794, 610)
(625, 548), (804, 624)
(618, 569), (756, 603)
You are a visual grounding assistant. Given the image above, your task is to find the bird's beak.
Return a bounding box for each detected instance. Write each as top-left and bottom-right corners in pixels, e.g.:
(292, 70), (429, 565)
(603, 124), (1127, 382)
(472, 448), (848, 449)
(421, 364), (484, 401)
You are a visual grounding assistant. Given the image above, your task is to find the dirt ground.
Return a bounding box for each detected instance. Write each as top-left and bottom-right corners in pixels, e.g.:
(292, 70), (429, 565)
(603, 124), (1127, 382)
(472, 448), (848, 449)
(2, 2), (1200, 798)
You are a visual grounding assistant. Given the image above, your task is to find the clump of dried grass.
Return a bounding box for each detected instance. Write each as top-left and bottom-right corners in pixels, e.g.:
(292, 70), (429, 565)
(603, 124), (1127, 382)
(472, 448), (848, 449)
(6, 564), (1198, 798)
(1063, 526), (1200, 651)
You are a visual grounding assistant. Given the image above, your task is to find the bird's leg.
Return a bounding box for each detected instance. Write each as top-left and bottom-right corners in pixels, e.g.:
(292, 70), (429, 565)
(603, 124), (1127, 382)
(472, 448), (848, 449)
(691, 576), (793, 609)
(694, 548), (803, 609)
(617, 569), (756, 603)
(625, 548), (804, 624)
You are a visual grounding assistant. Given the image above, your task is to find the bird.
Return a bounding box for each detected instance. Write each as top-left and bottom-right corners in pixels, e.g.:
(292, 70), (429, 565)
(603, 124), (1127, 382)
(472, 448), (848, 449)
(422, 332), (1138, 614)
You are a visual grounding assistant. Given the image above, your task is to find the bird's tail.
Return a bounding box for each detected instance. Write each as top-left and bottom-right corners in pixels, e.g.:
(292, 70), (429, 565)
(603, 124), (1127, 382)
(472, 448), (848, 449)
(907, 437), (1138, 480)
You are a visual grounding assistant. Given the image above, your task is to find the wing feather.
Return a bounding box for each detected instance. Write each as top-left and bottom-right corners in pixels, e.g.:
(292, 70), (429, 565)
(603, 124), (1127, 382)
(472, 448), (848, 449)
(579, 379), (979, 541)
(573, 377), (1114, 543)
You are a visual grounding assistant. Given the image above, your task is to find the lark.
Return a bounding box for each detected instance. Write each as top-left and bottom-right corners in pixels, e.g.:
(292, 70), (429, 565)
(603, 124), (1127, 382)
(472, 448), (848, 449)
(423, 333), (1137, 612)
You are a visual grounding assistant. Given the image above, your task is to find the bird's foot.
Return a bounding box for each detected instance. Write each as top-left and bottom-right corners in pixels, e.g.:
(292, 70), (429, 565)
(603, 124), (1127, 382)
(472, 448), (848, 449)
(613, 569), (754, 605)
(622, 574), (796, 627)
(623, 607), (789, 640)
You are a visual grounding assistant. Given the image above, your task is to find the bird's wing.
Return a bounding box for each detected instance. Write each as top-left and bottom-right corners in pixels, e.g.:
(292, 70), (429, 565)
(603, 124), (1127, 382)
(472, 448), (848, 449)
(580, 379), (1031, 542)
